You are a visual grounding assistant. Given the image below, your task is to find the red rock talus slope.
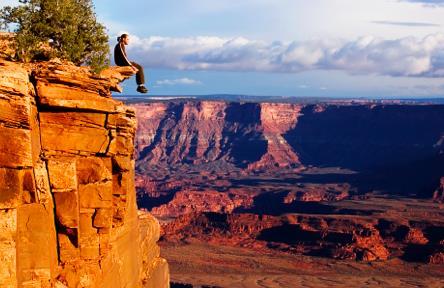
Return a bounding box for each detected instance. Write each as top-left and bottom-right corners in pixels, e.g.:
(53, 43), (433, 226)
(0, 59), (169, 287)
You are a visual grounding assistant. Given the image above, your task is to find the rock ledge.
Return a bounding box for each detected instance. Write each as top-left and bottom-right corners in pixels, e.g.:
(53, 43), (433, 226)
(0, 59), (169, 288)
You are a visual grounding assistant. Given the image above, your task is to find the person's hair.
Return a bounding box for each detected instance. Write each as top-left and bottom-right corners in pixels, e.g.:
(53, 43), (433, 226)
(117, 33), (128, 42)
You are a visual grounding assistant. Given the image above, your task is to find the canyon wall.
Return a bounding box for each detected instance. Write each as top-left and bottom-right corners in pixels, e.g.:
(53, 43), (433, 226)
(0, 59), (168, 287)
(134, 101), (444, 171)
(133, 101), (302, 171)
(134, 101), (444, 198)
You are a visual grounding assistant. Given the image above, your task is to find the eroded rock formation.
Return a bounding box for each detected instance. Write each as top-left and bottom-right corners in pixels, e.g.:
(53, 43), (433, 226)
(161, 212), (392, 261)
(133, 100), (444, 233)
(247, 103), (301, 171)
(161, 204), (444, 263)
(150, 189), (253, 218)
(133, 101), (306, 172)
(0, 59), (169, 287)
(134, 101), (444, 176)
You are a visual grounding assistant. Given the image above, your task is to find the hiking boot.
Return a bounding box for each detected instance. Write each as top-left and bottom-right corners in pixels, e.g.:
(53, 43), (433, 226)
(137, 85), (148, 94)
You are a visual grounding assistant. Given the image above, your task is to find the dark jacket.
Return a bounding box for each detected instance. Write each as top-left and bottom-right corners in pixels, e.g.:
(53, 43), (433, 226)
(114, 43), (132, 66)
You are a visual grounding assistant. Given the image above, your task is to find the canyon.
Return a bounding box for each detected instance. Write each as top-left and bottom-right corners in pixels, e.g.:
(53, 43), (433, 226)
(132, 100), (444, 287)
(0, 59), (169, 287)
(2, 52), (442, 287)
(133, 101), (444, 200)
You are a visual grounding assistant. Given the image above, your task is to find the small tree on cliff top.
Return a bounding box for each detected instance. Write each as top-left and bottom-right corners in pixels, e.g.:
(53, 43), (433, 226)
(0, 0), (109, 71)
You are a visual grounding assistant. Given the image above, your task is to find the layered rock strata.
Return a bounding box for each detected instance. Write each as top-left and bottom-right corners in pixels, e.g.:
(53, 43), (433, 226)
(247, 103), (301, 170)
(134, 101), (444, 217)
(133, 101), (303, 170)
(133, 101), (444, 175)
(0, 59), (168, 287)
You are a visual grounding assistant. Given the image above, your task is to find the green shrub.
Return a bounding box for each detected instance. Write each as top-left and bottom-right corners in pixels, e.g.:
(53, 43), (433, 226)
(0, 0), (109, 72)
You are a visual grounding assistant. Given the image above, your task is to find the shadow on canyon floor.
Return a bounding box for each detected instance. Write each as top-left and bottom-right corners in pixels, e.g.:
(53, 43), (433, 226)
(233, 192), (381, 216)
(231, 153), (444, 198)
(137, 187), (180, 210)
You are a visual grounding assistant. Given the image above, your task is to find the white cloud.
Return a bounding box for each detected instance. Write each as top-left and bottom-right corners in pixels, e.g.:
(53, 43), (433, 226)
(156, 78), (202, 86)
(402, 0), (444, 7)
(124, 33), (444, 78)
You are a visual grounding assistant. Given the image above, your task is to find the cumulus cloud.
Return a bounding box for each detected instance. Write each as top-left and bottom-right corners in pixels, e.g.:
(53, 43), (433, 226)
(156, 78), (202, 86)
(124, 33), (444, 78)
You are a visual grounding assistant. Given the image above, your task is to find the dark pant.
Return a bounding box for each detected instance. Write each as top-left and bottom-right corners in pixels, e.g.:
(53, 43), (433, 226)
(131, 62), (145, 85)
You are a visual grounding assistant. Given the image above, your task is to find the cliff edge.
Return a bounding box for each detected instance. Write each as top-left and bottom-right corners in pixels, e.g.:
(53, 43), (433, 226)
(0, 59), (169, 287)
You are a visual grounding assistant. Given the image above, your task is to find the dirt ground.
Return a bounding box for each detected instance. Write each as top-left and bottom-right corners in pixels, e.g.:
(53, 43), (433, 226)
(162, 242), (444, 288)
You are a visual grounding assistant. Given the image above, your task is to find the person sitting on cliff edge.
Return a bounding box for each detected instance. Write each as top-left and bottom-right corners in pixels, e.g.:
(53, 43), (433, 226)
(114, 33), (148, 94)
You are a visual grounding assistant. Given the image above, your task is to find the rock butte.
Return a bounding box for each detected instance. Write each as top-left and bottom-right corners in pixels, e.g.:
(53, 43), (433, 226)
(0, 59), (169, 287)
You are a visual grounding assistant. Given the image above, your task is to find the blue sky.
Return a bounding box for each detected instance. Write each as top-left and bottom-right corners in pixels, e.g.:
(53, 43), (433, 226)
(3, 0), (444, 97)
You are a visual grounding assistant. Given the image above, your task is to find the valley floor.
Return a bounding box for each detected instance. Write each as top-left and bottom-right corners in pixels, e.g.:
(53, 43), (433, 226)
(162, 242), (444, 288)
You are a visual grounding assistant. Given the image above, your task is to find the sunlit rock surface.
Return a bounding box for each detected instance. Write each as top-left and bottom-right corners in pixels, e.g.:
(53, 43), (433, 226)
(0, 59), (169, 287)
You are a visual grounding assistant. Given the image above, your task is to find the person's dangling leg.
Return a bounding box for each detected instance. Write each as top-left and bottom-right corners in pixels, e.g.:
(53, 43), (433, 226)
(131, 62), (148, 93)
(132, 62), (145, 85)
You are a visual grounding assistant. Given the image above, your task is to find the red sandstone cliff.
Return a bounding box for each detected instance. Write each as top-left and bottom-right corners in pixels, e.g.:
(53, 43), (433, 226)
(134, 101), (444, 204)
(134, 101), (228, 166)
(247, 103), (301, 171)
(0, 59), (169, 287)
(133, 101), (304, 171)
(134, 102), (444, 174)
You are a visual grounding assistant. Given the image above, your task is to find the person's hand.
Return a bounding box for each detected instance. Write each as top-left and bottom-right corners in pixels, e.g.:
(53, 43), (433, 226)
(131, 66), (139, 72)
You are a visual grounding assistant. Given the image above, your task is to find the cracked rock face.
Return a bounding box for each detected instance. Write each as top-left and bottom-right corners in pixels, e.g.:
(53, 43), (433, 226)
(0, 59), (169, 288)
